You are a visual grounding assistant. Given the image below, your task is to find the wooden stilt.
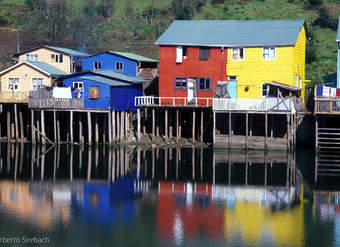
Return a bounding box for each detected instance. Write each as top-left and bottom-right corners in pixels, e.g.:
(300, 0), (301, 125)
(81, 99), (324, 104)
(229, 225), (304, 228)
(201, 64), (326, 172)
(249, 114), (253, 136)
(143, 108), (147, 135)
(315, 116), (318, 152)
(41, 110), (45, 145)
(116, 111), (120, 141)
(87, 111), (92, 145)
(57, 112), (60, 144)
(53, 111), (57, 143)
(213, 111), (216, 145)
(14, 104), (18, 142)
(286, 114), (290, 151)
(152, 108), (155, 138)
(103, 114), (107, 144)
(31, 110), (35, 144)
(120, 111), (124, 140)
(79, 113), (84, 143)
(125, 112), (129, 139)
(108, 111), (112, 145)
(176, 109), (179, 142)
(169, 125), (173, 140)
(165, 109), (168, 138)
(156, 110), (159, 137)
(112, 110), (116, 142)
(137, 108), (141, 142)
(95, 114), (99, 144)
(164, 148), (168, 179)
(265, 112), (268, 150)
(87, 148), (92, 181)
(37, 116), (40, 143)
(200, 110), (204, 143)
(246, 112), (248, 149)
(192, 110), (196, 142)
(70, 110), (73, 144)
(19, 106), (24, 142)
(70, 146), (73, 181)
(228, 112), (231, 147)
(179, 111), (182, 140)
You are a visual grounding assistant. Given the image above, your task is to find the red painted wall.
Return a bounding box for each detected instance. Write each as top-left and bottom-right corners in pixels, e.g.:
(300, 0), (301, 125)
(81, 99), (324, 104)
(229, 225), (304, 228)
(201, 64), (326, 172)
(158, 45), (228, 100)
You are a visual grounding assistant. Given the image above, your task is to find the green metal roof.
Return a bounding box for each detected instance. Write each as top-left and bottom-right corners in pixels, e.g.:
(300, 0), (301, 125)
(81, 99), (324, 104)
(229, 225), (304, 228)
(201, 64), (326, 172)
(80, 76), (131, 86)
(155, 20), (306, 47)
(45, 45), (90, 57)
(336, 16), (340, 42)
(27, 61), (68, 76)
(108, 51), (158, 62)
(94, 70), (147, 83)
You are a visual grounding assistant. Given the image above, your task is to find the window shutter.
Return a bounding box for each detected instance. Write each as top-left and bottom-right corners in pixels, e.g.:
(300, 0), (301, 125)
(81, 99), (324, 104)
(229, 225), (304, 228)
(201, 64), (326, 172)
(89, 86), (100, 99)
(176, 46), (183, 63)
(199, 47), (210, 60)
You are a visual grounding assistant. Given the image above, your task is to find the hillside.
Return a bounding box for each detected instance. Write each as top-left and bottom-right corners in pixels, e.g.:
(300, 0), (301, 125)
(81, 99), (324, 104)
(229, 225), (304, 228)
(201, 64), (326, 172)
(0, 0), (339, 84)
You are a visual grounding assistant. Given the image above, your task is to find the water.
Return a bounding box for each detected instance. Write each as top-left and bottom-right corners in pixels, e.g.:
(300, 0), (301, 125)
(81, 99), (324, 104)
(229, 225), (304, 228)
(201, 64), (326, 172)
(0, 144), (337, 247)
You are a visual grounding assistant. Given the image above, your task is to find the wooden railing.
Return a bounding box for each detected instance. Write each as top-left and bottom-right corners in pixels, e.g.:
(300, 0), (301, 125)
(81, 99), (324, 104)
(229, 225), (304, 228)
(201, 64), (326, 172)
(0, 92), (30, 103)
(135, 96), (213, 107)
(314, 97), (340, 114)
(29, 97), (84, 109)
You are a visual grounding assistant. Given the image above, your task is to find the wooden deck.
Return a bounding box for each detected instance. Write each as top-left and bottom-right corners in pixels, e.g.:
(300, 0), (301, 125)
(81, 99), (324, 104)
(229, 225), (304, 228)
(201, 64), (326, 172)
(314, 97), (340, 114)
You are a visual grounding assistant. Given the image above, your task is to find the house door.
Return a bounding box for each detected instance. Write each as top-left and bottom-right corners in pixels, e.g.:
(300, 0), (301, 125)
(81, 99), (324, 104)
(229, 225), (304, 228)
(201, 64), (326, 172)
(227, 80), (237, 99)
(187, 78), (197, 103)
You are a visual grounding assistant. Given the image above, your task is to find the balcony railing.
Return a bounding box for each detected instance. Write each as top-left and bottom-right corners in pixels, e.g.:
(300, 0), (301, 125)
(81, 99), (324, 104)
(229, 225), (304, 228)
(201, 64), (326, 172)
(135, 96), (213, 107)
(314, 97), (340, 114)
(0, 92), (30, 103)
(29, 97), (84, 109)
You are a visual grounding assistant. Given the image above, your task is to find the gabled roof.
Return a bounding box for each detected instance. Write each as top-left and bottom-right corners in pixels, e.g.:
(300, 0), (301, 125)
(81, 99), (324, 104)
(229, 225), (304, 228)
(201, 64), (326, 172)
(12, 45), (90, 58)
(0, 61), (68, 77)
(155, 19), (306, 47)
(80, 76), (131, 86)
(107, 51), (158, 63)
(336, 16), (340, 42)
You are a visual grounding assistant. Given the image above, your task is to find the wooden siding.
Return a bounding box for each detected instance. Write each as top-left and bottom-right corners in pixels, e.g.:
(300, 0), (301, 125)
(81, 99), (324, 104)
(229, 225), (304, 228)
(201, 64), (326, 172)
(294, 25), (307, 101)
(18, 47), (71, 73)
(158, 46), (228, 99)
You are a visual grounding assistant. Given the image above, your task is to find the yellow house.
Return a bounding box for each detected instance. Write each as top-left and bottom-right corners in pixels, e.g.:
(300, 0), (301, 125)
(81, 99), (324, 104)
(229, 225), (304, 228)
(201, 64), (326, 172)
(226, 20), (307, 102)
(0, 60), (67, 102)
(12, 45), (90, 74)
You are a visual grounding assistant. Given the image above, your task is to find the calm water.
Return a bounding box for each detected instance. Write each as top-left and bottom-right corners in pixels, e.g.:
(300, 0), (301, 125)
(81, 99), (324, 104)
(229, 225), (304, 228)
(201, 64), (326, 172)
(0, 144), (338, 247)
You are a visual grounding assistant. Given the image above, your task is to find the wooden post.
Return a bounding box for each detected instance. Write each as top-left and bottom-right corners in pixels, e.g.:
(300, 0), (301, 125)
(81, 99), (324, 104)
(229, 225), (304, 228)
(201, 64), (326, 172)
(108, 111), (112, 144)
(87, 111), (92, 145)
(228, 112), (231, 147)
(41, 110), (45, 145)
(112, 110), (116, 142)
(156, 110), (159, 137)
(265, 112), (268, 150)
(70, 110), (73, 144)
(213, 111), (216, 145)
(286, 114), (290, 151)
(14, 104), (19, 142)
(152, 108), (155, 138)
(249, 114), (253, 136)
(165, 109), (168, 138)
(19, 106), (24, 142)
(143, 108), (147, 135)
(70, 146), (73, 181)
(37, 115), (40, 143)
(53, 111), (57, 143)
(57, 112), (60, 144)
(95, 114), (99, 144)
(200, 110), (204, 143)
(192, 110), (196, 142)
(87, 147), (92, 181)
(103, 114), (107, 144)
(125, 112), (129, 139)
(116, 111), (120, 141)
(246, 112), (248, 149)
(31, 110), (35, 144)
(79, 113), (84, 143)
(137, 108), (141, 142)
(315, 116), (318, 152)
(120, 111), (124, 140)
(179, 111), (182, 140)
(7, 110), (10, 142)
(176, 109), (179, 142)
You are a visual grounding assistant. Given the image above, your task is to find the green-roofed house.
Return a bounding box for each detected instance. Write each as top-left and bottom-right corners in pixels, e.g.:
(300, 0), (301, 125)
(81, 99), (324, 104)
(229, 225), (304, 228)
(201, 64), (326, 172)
(12, 45), (90, 74)
(81, 51), (158, 82)
(0, 60), (67, 103)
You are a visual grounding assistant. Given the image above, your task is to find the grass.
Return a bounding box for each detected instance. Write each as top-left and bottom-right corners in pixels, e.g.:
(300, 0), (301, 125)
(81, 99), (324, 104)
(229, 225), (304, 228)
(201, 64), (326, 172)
(0, 0), (25, 6)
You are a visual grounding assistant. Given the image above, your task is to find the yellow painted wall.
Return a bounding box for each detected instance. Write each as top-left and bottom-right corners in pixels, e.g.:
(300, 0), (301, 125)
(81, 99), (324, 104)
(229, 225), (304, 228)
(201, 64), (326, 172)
(226, 25), (306, 102)
(0, 63), (52, 92)
(18, 47), (71, 73)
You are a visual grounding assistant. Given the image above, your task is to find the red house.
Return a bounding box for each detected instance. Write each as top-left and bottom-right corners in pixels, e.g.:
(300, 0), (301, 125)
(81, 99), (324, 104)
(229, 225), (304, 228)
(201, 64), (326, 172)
(155, 21), (228, 105)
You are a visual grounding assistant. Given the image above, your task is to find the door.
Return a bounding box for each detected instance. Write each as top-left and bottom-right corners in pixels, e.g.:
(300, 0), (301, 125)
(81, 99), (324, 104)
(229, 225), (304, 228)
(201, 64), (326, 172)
(227, 80), (237, 99)
(187, 78), (197, 103)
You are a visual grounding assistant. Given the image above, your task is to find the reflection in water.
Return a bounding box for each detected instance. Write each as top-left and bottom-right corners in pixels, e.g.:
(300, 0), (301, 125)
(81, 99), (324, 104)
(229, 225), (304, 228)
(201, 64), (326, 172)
(0, 144), (308, 246)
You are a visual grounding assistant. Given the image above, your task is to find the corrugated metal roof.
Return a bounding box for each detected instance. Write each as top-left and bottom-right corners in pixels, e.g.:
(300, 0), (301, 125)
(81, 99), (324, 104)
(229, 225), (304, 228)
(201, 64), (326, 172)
(108, 51), (158, 62)
(155, 20), (305, 47)
(336, 16), (340, 42)
(80, 76), (131, 86)
(12, 45), (90, 57)
(27, 61), (68, 76)
(94, 70), (147, 83)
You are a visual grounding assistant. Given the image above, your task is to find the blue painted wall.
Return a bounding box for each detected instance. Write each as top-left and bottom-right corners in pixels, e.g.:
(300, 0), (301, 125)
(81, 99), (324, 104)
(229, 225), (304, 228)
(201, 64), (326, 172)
(82, 52), (138, 76)
(227, 80), (237, 98)
(62, 73), (143, 111)
(337, 42), (340, 88)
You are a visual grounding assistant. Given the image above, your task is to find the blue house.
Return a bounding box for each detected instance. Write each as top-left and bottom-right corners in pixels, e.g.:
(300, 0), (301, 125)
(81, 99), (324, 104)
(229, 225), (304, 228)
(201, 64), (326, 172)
(61, 70), (146, 111)
(82, 51), (158, 81)
(337, 16), (340, 88)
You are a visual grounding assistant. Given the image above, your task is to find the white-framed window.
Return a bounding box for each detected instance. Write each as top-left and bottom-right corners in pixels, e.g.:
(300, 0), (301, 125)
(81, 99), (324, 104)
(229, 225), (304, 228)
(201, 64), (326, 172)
(261, 83), (268, 97)
(94, 61), (101, 70)
(25, 54), (38, 61)
(262, 47), (276, 60)
(115, 61), (124, 70)
(231, 48), (245, 60)
(51, 53), (63, 63)
(176, 46), (183, 63)
(32, 78), (44, 90)
(73, 81), (83, 91)
(8, 78), (19, 91)
(227, 76), (238, 81)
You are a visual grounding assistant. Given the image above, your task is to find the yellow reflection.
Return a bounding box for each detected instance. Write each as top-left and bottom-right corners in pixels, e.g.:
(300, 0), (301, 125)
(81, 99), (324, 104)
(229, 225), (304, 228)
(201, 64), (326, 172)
(0, 180), (70, 230)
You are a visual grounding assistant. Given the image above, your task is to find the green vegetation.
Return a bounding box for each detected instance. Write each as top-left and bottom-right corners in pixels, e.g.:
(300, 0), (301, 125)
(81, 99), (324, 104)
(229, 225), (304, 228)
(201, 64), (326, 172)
(0, 0), (339, 85)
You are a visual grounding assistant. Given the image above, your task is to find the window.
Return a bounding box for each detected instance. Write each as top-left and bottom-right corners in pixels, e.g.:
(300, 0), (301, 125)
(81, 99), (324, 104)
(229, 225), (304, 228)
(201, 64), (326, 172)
(262, 84), (268, 97)
(262, 47), (276, 60)
(115, 61), (123, 70)
(198, 77), (211, 90)
(51, 54), (63, 63)
(199, 47), (210, 60)
(175, 77), (187, 90)
(231, 48), (244, 60)
(25, 54), (38, 61)
(176, 46), (183, 63)
(89, 86), (100, 99)
(94, 61), (101, 70)
(32, 78), (44, 90)
(73, 81), (83, 91)
(183, 46), (188, 58)
(8, 78), (19, 91)
(227, 76), (237, 81)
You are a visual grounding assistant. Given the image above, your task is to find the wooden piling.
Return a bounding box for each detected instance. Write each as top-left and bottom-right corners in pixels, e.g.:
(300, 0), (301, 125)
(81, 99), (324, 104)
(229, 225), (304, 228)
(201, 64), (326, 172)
(265, 112), (268, 150)
(14, 104), (19, 142)
(120, 111), (124, 140)
(286, 114), (289, 151)
(213, 111), (216, 145)
(165, 109), (168, 138)
(192, 110), (196, 142)
(137, 108), (141, 142)
(57, 112), (60, 144)
(200, 110), (204, 143)
(41, 110), (45, 145)
(103, 114), (107, 144)
(152, 108), (155, 138)
(315, 116), (318, 152)
(31, 110), (35, 144)
(246, 112), (248, 149)
(156, 110), (159, 137)
(79, 113), (84, 143)
(176, 109), (179, 142)
(19, 107), (24, 141)
(53, 111), (57, 143)
(116, 111), (120, 141)
(112, 110), (116, 141)
(95, 114), (99, 144)
(87, 111), (92, 145)
(7, 110), (10, 142)
(70, 111), (73, 144)
(228, 112), (231, 147)
(108, 111), (112, 144)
